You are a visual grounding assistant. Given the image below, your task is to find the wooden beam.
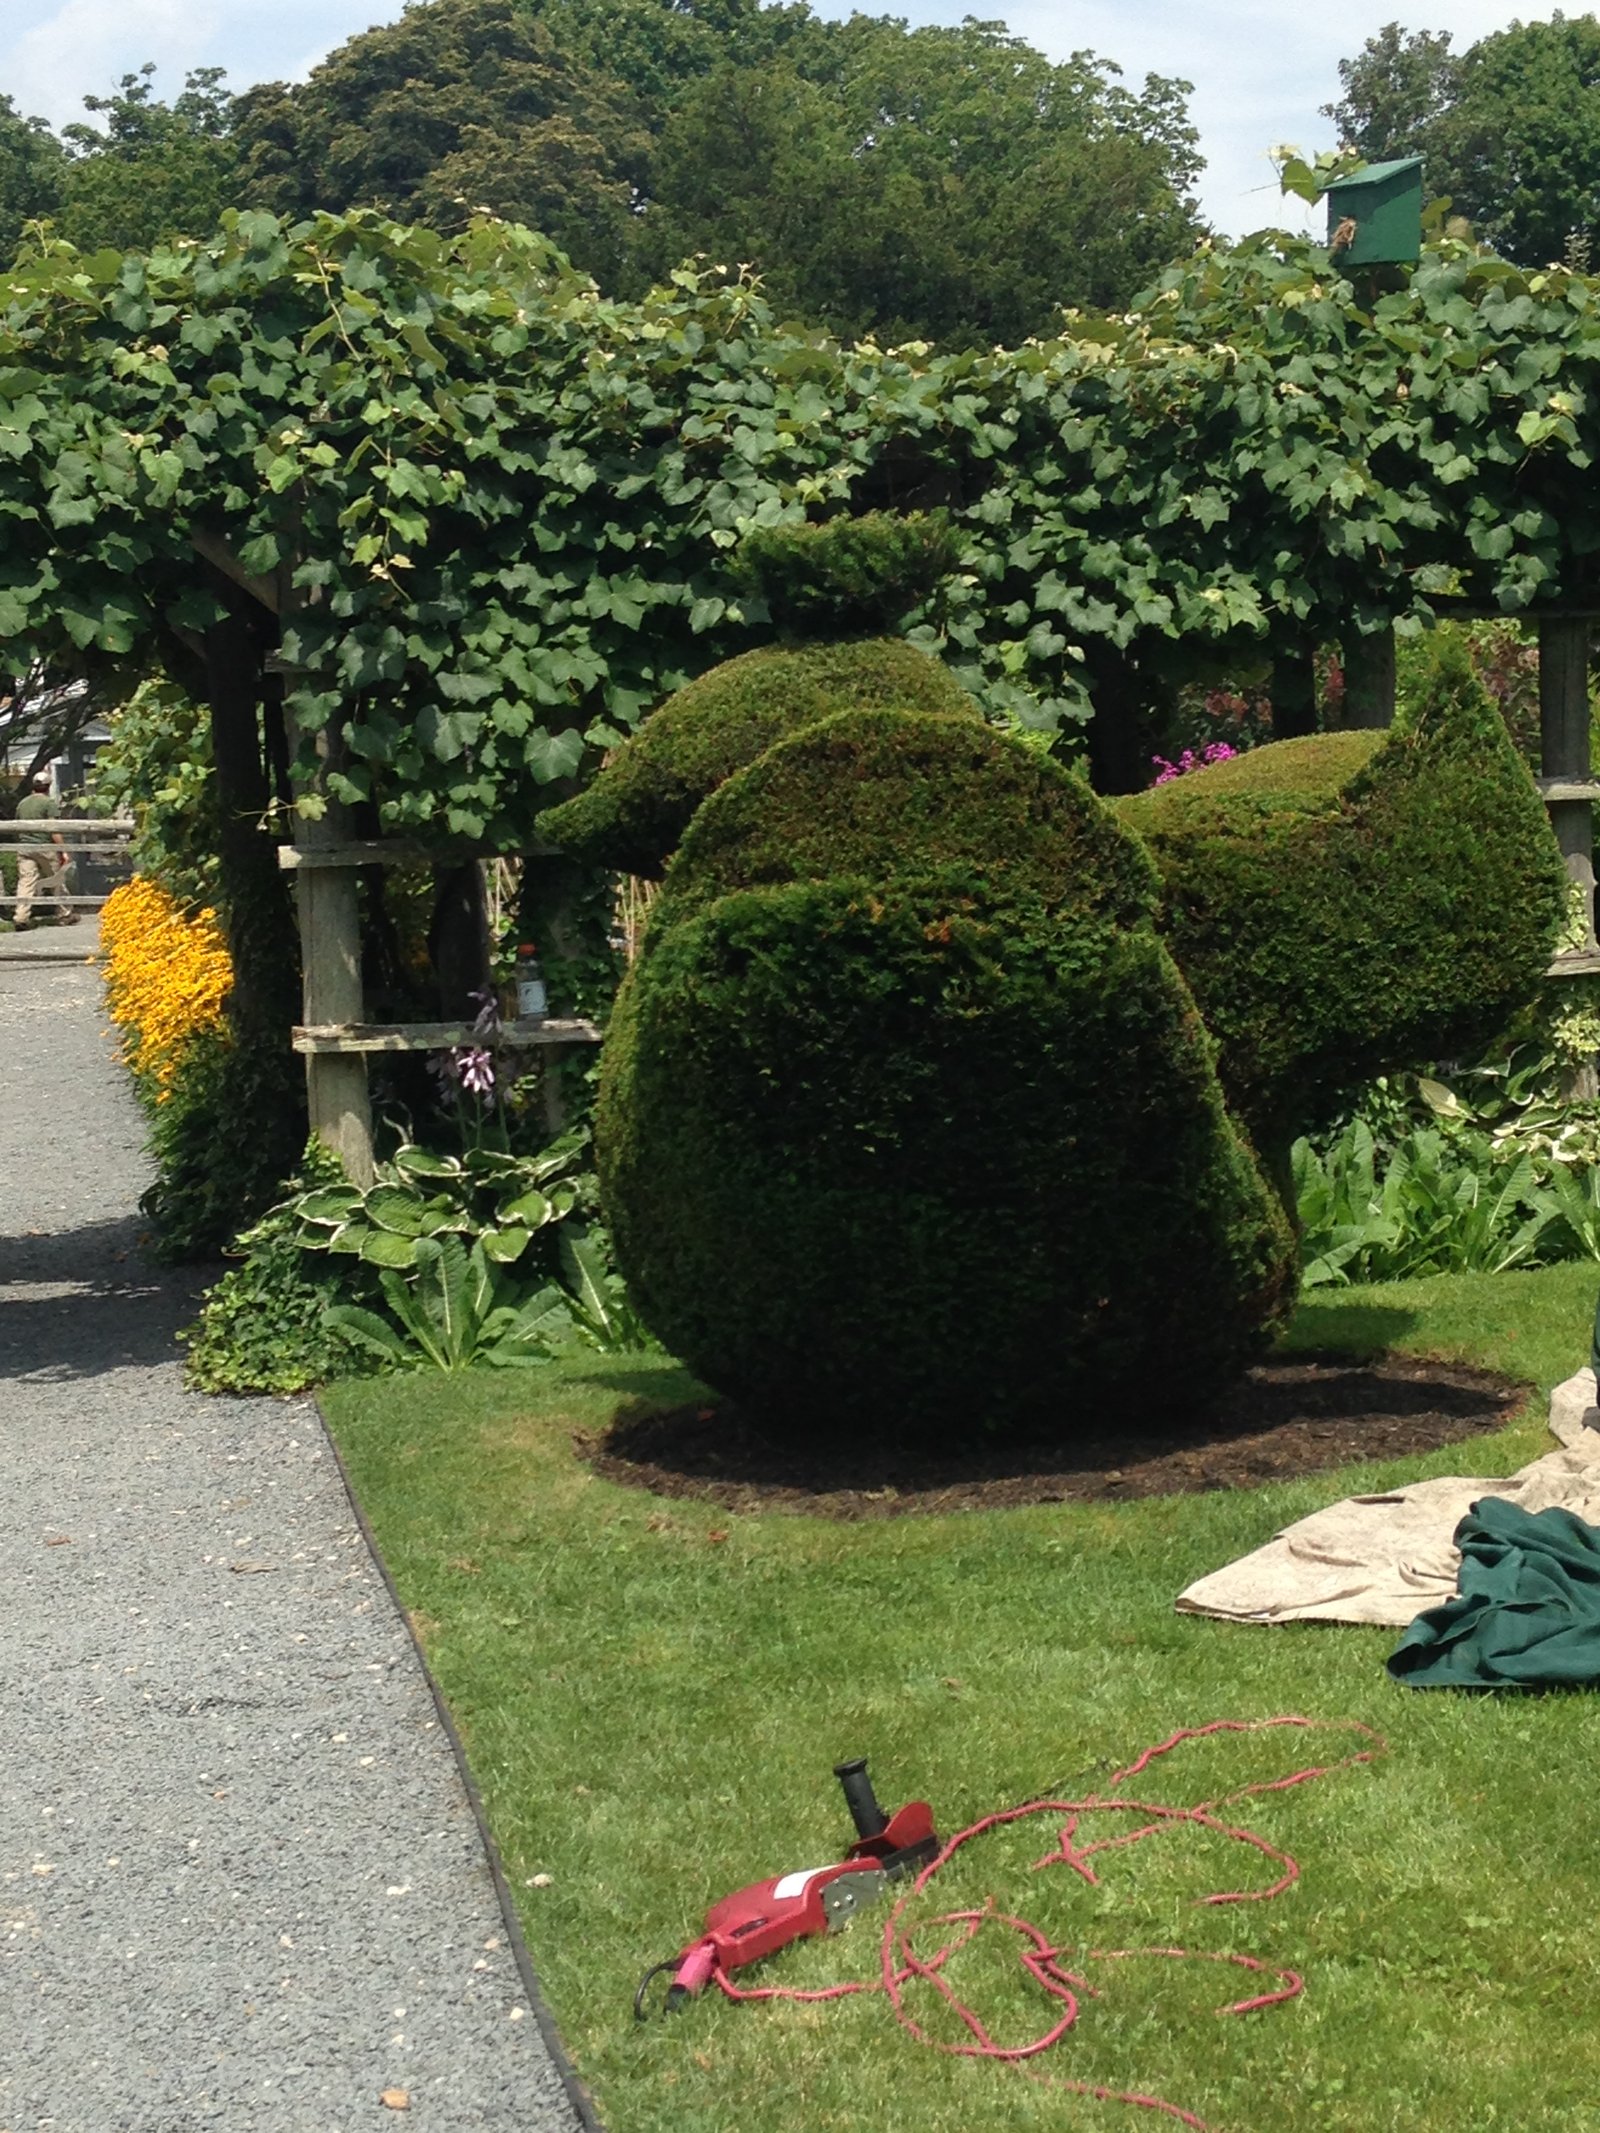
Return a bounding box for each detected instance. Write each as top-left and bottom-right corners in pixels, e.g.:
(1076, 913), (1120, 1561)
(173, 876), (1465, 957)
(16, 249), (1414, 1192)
(0, 818), (134, 836)
(0, 844), (135, 858)
(277, 835), (561, 870)
(278, 839), (476, 871)
(292, 1017), (602, 1055)
(191, 528), (280, 614)
(294, 733), (375, 1184)
(1342, 624), (1397, 728)
(1537, 779), (1600, 802)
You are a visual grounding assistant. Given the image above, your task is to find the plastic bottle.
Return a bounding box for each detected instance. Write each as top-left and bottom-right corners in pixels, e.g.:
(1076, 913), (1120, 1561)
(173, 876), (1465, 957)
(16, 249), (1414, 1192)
(515, 942), (548, 1023)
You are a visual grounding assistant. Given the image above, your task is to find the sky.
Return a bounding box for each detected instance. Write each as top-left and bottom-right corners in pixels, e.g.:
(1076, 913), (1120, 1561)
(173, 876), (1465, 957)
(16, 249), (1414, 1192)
(0, 0), (1573, 241)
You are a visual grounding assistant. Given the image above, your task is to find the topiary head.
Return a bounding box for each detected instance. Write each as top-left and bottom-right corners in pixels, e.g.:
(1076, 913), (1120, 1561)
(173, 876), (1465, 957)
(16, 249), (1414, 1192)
(729, 510), (960, 640)
(536, 637), (977, 878)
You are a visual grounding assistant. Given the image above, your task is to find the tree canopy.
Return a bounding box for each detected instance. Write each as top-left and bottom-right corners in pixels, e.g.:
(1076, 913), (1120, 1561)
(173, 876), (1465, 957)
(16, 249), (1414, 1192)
(637, 16), (1201, 343)
(0, 93), (63, 264)
(18, 0), (1203, 346)
(54, 65), (242, 257)
(8, 202), (1600, 1028)
(1329, 14), (1600, 268)
(232, 0), (652, 291)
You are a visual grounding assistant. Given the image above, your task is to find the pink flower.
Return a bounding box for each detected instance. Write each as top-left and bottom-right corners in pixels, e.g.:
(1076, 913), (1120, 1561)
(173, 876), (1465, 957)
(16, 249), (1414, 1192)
(1151, 742), (1239, 786)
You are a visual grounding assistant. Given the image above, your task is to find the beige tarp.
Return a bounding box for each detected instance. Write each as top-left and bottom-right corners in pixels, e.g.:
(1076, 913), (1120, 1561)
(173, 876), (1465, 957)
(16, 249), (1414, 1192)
(1174, 1370), (1600, 1627)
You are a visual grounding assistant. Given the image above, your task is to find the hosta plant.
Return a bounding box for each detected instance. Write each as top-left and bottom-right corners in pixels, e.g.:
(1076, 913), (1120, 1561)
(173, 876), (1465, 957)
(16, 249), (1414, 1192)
(324, 1234), (575, 1373)
(288, 1130), (591, 1272)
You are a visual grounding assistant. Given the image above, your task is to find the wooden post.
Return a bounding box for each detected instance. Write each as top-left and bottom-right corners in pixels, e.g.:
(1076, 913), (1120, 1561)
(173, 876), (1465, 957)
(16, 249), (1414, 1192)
(1342, 624), (1396, 729)
(1270, 641), (1317, 739)
(1541, 614), (1597, 1099)
(294, 750), (374, 1185)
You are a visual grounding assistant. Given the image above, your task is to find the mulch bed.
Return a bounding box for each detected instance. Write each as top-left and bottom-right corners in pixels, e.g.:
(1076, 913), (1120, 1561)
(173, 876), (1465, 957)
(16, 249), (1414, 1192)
(575, 1353), (1533, 1519)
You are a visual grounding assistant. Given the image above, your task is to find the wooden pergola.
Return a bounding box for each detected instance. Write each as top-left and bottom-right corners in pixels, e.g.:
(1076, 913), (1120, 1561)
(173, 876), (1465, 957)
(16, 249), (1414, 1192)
(286, 786), (600, 1185)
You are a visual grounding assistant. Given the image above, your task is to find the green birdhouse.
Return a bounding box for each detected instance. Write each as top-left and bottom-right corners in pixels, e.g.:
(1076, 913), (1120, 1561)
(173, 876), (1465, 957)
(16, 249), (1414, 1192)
(1325, 156), (1424, 266)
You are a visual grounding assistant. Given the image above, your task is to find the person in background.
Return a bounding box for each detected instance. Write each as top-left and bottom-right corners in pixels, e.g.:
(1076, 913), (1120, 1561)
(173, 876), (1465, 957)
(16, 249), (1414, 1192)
(12, 770), (74, 928)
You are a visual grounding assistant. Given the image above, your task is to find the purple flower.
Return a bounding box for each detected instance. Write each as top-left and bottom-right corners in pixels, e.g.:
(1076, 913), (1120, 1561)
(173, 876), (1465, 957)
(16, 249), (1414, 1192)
(456, 1046), (496, 1099)
(469, 985), (501, 1040)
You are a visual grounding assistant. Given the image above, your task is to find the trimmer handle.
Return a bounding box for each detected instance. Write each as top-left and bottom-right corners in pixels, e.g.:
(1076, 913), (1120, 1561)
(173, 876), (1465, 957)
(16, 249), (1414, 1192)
(833, 1756), (888, 1840)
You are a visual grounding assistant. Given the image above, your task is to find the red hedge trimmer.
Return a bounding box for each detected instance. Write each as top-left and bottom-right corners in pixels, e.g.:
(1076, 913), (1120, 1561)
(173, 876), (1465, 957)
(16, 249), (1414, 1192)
(634, 1756), (939, 2018)
(631, 1721), (1390, 2132)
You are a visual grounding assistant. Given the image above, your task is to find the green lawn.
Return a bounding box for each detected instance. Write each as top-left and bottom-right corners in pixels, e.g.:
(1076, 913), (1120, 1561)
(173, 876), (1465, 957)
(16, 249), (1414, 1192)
(323, 1263), (1600, 2133)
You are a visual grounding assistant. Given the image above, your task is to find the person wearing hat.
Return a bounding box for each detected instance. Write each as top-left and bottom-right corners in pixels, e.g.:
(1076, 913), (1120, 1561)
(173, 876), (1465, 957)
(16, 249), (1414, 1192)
(11, 770), (74, 929)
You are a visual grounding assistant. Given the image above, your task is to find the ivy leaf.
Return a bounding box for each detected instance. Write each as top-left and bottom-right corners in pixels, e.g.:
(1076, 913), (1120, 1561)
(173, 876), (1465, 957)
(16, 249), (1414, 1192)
(524, 727), (586, 783)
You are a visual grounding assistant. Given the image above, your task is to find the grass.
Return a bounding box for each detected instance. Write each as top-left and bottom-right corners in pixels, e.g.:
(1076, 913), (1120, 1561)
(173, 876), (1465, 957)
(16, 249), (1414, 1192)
(322, 1262), (1600, 2133)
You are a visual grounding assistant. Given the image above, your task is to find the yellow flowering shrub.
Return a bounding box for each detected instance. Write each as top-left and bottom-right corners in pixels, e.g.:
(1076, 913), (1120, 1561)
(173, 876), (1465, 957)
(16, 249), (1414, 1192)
(101, 876), (233, 1096)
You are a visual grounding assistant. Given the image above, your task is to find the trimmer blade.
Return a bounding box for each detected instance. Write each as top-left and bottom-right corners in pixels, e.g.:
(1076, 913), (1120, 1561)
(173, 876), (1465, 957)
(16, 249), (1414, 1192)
(820, 1868), (887, 1932)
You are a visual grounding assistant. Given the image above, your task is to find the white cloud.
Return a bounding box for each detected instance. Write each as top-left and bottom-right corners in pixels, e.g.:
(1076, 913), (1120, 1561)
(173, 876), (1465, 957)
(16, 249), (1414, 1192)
(6, 0), (220, 128)
(989, 0), (1568, 237)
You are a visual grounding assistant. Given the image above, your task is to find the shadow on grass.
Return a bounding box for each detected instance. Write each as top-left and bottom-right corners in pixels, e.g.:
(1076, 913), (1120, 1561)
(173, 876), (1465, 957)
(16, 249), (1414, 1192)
(559, 1359), (703, 1403)
(1280, 1299), (1421, 1354)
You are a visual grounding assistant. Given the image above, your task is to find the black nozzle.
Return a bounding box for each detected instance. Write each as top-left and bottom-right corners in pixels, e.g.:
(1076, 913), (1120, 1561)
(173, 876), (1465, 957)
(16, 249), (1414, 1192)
(834, 1756), (888, 1840)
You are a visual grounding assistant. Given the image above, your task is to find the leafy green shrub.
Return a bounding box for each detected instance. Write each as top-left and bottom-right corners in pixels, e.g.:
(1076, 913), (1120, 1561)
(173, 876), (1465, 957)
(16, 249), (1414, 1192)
(1118, 634), (1565, 1164)
(325, 1233), (574, 1372)
(1292, 1119), (1557, 1286)
(288, 1130), (592, 1273)
(729, 511), (960, 639)
(187, 1126), (644, 1389)
(141, 1029), (307, 1262)
(536, 637), (976, 878)
(89, 679), (220, 906)
(600, 710), (1296, 1437)
(1291, 1044), (1600, 1286)
(325, 1225), (653, 1372)
(184, 1143), (377, 1394)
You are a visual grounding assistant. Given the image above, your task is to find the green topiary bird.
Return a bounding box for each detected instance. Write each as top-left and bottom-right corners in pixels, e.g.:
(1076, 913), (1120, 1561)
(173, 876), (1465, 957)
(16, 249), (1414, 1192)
(543, 522), (1564, 1438)
(1118, 632), (1567, 1178)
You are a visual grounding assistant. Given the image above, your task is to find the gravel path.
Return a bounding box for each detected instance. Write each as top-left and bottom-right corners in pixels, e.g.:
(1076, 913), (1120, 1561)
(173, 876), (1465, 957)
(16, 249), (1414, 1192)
(0, 944), (589, 2133)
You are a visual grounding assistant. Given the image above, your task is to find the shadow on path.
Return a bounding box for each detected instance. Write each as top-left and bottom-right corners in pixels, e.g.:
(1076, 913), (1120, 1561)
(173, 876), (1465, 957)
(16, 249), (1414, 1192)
(0, 1214), (223, 1379)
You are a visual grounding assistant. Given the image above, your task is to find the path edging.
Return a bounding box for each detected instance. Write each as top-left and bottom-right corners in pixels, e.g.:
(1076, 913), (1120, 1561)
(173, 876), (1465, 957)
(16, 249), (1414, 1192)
(315, 1394), (608, 2133)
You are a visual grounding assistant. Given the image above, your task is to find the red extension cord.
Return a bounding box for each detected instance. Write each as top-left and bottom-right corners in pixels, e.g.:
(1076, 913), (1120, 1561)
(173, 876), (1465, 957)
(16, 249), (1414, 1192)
(713, 1717), (1387, 2129)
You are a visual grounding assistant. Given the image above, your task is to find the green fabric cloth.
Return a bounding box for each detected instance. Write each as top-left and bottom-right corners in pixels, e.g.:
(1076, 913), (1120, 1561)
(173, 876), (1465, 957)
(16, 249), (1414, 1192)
(1389, 1496), (1600, 1688)
(13, 791), (52, 852)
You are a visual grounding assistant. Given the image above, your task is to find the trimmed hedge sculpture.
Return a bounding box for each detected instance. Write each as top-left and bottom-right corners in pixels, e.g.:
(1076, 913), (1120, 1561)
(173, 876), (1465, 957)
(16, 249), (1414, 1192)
(1118, 634), (1567, 1161)
(598, 709), (1299, 1434)
(536, 637), (976, 878)
(544, 523), (1563, 1439)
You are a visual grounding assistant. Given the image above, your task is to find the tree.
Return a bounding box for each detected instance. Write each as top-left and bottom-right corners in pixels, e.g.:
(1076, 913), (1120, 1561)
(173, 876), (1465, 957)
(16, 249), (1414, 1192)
(231, 0), (1203, 342)
(55, 66), (240, 253)
(1324, 23), (1461, 161)
(644, 19), (1201, 342)
(0, 94), (63, 264)
(234, 0), (650, 288)
(1328, 14), (1600, 267)
(0, 663), (109, 794)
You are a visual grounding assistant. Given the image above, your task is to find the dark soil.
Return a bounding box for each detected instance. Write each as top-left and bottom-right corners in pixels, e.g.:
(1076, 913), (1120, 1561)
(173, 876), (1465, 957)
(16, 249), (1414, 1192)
(576, 1353), (1532, 1519)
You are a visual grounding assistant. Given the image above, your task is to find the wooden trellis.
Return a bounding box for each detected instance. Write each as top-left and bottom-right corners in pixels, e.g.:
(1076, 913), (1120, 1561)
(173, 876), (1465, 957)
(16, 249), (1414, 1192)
(283, 793), (600, 1185)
